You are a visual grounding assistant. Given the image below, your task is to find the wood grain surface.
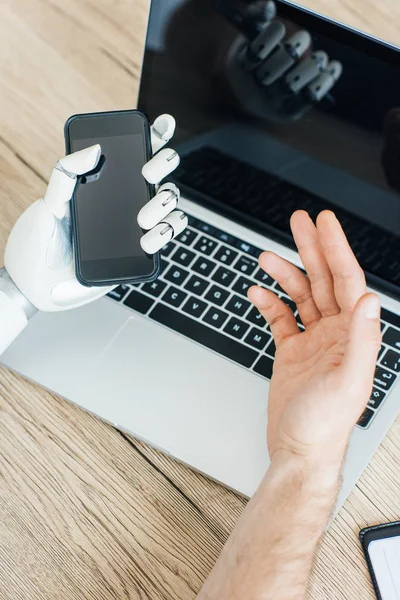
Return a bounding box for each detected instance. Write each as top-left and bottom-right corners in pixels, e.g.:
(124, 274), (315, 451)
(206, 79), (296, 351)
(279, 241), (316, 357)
(0, 1), (399, 598)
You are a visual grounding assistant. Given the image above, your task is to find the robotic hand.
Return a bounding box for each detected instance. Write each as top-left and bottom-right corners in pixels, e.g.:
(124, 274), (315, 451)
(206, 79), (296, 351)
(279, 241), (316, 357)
(0, 114), (187, 355)
(223, 0), (343, 123)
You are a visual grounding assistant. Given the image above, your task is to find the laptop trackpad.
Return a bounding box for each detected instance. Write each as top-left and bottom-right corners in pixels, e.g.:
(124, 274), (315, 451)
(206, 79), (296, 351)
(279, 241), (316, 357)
(93, 315), (269, 479)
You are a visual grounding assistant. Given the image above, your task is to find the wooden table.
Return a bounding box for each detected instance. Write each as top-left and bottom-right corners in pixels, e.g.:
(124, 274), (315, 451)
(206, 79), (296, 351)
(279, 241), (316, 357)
(0, 1), (399, 598)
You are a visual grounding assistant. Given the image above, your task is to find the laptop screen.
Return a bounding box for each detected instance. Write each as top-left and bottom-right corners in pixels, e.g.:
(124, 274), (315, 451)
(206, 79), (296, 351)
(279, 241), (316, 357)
(139, 0), (400, 298)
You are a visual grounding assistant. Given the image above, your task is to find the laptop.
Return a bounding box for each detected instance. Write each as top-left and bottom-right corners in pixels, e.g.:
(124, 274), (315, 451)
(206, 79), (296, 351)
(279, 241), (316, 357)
(2, 0), (400, 509)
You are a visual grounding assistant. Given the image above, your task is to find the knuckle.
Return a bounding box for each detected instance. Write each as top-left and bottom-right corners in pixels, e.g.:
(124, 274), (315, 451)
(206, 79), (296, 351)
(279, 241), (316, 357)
(293, 290), (313, 306)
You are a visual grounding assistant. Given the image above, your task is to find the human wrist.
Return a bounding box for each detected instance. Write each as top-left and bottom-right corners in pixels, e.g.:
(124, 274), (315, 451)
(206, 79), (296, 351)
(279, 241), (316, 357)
(268, 447), (344, 499)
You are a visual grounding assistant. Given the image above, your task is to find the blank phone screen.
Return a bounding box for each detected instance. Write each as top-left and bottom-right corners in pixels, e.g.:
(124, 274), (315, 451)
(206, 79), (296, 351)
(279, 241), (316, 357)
(68, 112), (156, 283)
(369, 536), (400, 600)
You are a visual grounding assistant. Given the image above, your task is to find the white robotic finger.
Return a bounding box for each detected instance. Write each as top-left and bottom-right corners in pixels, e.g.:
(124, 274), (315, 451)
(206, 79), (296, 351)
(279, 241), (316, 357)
(44, 144), (101, 219)
(307, 60), (343, 102)
(285, 50), (328, 93)
(59, 144), (102, 175)
(142, 148), (180, 185)
(246, 1), (277, 23)
(137, 183), (180, 230)
(256, 30), (311, 86)
(241, 21), (285, 70)
(150, 114), (176, 154)
(140, 210), (188, 255)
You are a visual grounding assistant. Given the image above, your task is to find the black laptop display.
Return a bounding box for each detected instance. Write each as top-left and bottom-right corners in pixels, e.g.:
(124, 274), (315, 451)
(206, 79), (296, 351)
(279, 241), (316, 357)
(139, 0), (400, 299)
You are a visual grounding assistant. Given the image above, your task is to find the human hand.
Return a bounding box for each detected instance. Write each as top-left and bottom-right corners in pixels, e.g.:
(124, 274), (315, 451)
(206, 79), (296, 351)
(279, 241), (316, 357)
(248, 210), (382, 464)
(4, 115), (184, 313)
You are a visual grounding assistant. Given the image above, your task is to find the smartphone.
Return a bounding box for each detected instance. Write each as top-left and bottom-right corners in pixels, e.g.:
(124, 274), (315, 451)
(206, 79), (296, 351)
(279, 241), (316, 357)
(360, 521), (400, 599)
(64, 110), (160, 287)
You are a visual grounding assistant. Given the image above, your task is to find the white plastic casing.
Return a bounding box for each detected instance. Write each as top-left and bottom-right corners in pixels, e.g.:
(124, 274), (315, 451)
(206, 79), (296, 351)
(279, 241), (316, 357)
(247, 0), (277, 22)
(140, 210), (188, 255)
(244, 21), (285, 69)
(137, 183), (180, 230)
(4, 200), (109, 312)
(308, 60), (343, 101)
(257, 30), (311, 85)
(150, 115), (176, 154)
(142, 149), (180, 185)
(285, 50), (328, 93)
(0, 291), (28, 354)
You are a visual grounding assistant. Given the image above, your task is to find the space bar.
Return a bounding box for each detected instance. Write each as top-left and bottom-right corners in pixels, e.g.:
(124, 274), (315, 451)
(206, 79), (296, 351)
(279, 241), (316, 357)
(149, 303), (258, 368)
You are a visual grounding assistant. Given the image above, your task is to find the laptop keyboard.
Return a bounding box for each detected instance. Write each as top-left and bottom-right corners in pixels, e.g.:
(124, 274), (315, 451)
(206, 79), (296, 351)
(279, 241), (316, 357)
(172, 147), (400, 285)
(108, 214), (400, 431)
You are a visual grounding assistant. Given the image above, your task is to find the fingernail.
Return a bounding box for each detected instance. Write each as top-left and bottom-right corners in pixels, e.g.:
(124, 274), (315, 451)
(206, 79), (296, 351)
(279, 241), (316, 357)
(364, 295), (380, 320)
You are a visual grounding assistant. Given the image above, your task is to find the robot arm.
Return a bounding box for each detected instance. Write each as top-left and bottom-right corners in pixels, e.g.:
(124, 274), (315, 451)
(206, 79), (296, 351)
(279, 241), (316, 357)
(0, 114), (186, 355)
(0, 268), (36, 355)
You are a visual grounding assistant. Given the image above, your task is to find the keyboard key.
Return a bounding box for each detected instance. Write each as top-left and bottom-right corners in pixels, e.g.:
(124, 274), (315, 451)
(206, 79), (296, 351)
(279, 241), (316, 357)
(164, 265), (190, 286)
(233, 256), (258, 276)
(234, 240), (259, 256)
(142, 279), (167, 298)
(160, 259), (169, 274)
(179, 149), (395, 286)
(254, 269), (274, 287)
(381, 308), (400, 330)
(162, 286), (187, 308)
(149, 303), (258, 368)
(194, 236), (218, 256)
(193, 220), (215, 236)
(187, 215), (197, 227)
(212, 266), (237, 287)
(246, 306), (266, 327)
(171, 247), (196, 267)
(161, 242), (176, 257)
(357, 408), (375, 429)
(205, 285), (230, 307)
(279, 295), (297, 313)
(378, 345), (385, 359)
(383, 327), (400, 351)
(244, 328), (271, 350)
(381, 349), (400, 373)
(182, 297), (208, 318)
(213, 229), (235, 245)
(232, 276), (254, 297)
(107, 285), (130, 302)
(226, 295), (251, 317)
(176, 227), (198, 246)
(124, 290), (154, 314)
(368, 387), (386, 410)
(184, 274), (209, 296)
(203, 307), (229, 329)
(224, 317), (250, 340)
(265, 338), (276, 357)
(192, 256), (217, 277)
(214, 246), (238, 266)
(253, 356), (274, 380)
(274, 282), (286, 294)
(374, 366), (397, 391)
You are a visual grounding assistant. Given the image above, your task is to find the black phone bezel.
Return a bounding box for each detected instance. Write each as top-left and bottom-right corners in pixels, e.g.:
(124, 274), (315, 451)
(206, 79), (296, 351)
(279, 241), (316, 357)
(64, 109), (160, 288)
(360, 521), (400, 600)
